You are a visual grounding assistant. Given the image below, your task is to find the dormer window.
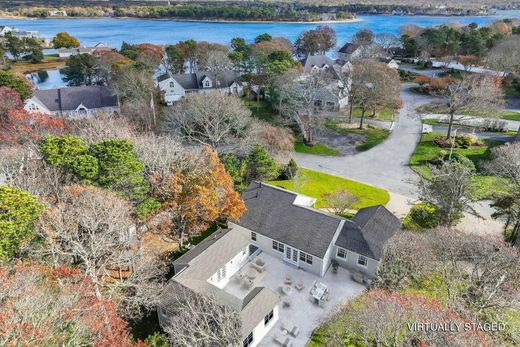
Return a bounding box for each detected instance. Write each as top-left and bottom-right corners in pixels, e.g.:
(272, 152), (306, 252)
(170, 81), (174, 88)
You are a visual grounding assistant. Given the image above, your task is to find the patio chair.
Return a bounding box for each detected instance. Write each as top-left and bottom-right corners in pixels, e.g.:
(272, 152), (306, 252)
(351, 270), (365, 284)
(251, 257), (266, 273)
(294, 280), (304, 291)
(281, 321), (300, 337)
(282, 297), (292, 308)
(284, 273), (292, 285)
(241, 277), (253, 289)
(274, 331), (293, 347)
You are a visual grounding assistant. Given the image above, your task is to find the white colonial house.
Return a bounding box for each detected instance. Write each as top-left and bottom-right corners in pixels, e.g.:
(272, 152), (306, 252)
(156, 70), (244, 105)
(24, 85), (119, 118)
(158, 182), (400, 347)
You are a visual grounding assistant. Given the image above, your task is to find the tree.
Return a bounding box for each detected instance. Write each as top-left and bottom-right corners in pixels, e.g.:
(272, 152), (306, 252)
(254, 33), (272, 43)
(162, 282), (241, 347)
(294, 25), (337, 59)
(486, 142), (520, 246)
(323, 190), (359, 216)
(150, 147), (245, 246)
(63, 53), (101, 86)
(418, 160), (475, 226)
(0, 86), (23, 118)
(374, 32), (400, 56)
(0, 186), (43, 260)
(244, 145), (279, 183)
(324, 289), (493, 347)
(164, 44), (185, 74)
(135, 43), (164, 70)
(433, 74), (504, 138)
(487, 36), (520, 75)
(165, 92), (257, 151)
(352, 29), (375, 46)
(110, 64), (159, 130)
(351, 60), (401, 129)
(0, 70), (33, 99)
(0, 262), (142, 346)
(52, 31), (80, 48)
(373, 228), (520, 321)
(220, 152), (246, 189)
(23, 37), (44, 63)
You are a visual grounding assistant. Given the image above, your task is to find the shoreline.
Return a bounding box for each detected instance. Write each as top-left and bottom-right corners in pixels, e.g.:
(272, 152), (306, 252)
(0, 15), (363, 24)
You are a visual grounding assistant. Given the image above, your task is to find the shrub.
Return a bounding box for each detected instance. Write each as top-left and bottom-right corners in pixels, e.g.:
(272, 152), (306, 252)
(482, 119), (508, 132)
(433, 134), (484, 148)
(280, 158), (299, 180)
(402, 203), (440, 231)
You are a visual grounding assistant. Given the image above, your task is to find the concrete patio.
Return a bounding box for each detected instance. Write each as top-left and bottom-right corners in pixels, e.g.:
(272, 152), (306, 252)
(224, 251), (366, 346)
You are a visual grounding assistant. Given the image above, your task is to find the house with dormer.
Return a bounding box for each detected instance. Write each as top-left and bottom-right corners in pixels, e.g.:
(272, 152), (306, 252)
(24, 85), (119, 118)
(156, 70), (244, 105)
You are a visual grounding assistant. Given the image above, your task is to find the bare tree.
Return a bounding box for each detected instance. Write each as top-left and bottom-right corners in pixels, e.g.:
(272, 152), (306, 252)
(433, 74), (504, 138)
(486, 142), (520, 246)
(375, 33), (400, 57)
(161, 282), (241, 347)
(69, 113), (136, 143)
(417, 160), (476, 226)
(323, 190), (359, 216)
(351, 60), (401, 129)
(164, 92), (257, 152)
(487, 35), (520, 75)
(298, 70), (332, 143)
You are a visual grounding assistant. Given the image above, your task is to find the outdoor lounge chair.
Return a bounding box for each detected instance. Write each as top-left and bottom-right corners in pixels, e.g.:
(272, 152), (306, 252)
(274, 331), (293, 347)
(294, 280), (304, 291)
(352, 270), (365, 284)
(282, 297), (291, 308)
(241, 277), (253, 289)
(281, 321), (300, 337)
(284, 273), (292, 285)
(251, 257), (266, 272)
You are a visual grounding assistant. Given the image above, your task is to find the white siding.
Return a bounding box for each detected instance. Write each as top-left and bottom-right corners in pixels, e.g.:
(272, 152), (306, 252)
(333, 245), (379, 278)
(246, 305), (279, 347)
(207, 245), (249, 289)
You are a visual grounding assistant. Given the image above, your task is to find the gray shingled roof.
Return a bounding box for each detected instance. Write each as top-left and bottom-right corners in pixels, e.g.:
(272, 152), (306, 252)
(161, 228), (279, 339)
(335, 205), (401, 260)
(167, 70), (239, 90)
(302, 54), (336, 73)
(33, 86), (118, 112)
(239, 182), (343, 258)
(338, 42), (360, 54)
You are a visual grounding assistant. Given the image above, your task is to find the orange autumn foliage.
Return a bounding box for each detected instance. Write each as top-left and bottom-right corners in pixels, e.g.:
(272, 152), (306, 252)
(150, 147), (245, 241)
(0, 261), (144, 347)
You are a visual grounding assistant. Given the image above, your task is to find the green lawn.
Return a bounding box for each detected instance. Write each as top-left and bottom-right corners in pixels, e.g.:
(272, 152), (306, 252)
(324, 120), (390, 152)
(409, 131), (508, 199)
(295, 140), (340, 156)
(502, 111), (520, 121)
(242, 99), (277, 122)
(268, 168), (390, 209)
(351, 106), (395, 121)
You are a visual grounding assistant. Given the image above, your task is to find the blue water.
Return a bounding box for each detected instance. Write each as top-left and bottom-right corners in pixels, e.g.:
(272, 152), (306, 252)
(1, 11), (520, 48)
(26, 69), (66, 89)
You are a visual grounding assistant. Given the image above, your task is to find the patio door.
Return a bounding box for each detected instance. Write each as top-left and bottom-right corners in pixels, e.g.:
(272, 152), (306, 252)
(285, 246), (299, 265)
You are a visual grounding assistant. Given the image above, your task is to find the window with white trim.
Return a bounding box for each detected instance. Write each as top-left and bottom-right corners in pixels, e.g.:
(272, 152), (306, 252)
(357, 255), (368, 267)
(299, 251), (313, 265)
(251, 232), (257, 241)
(337, 248), (347, 259)
(243, 332), (253, 347)
(264, 309), (274, 326)
(170, 81), (174, 88)
(272, 240), (284, 253)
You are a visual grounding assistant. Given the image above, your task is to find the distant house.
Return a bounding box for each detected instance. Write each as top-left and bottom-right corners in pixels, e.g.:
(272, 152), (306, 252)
(24, 85), (119, 118)
(337, 42), (387, 62)
(337, 42), (362, 61)
(156, 70), (244, 105)
(58, 43), (112, 58)
(0, 26), (13, 36)
(0, 26), (39, 39)
(158, 182), (400, 347)
(48, 10), (67, 17)
(301, 54), (351, 111)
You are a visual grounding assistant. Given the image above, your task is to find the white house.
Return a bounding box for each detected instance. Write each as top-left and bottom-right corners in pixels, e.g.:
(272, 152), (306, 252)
(48, 10), (68, 17)
(0, 26), (13, 36)
(24, 85), (119, 118)
(158, 182), (400, 347)
(156, 70), (244, 105)
(57, 43), (112, 58)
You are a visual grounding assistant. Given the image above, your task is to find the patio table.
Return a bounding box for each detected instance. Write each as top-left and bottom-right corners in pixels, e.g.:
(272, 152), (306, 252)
(311, 282), (328, 301)
(246, 267), (258, 280)
(282, 285), (292, 296)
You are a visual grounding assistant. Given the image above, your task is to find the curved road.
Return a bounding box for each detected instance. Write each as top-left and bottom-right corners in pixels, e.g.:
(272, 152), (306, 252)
(295, 83), (437, 197)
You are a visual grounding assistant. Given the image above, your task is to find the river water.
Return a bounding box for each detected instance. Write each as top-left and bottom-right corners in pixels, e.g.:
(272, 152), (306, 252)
(2, 11), (520, 48)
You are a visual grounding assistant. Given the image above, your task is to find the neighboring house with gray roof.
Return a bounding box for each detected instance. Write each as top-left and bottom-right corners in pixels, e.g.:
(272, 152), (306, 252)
(57, 43), (112, 58)
(301, 54), (351, 111)
(24, 85), (119, 118)
(156, 70), (244, 105)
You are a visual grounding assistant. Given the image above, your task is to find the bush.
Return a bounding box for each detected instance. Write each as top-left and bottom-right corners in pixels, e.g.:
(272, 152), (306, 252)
(280, 158), (299, 180)
(482, 119), (508, 132)
(402, 203), (440, 231)
(433, 134), (484, 149)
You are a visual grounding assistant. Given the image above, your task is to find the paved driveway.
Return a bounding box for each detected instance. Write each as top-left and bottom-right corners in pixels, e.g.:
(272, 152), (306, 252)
(295, 83), (435, 197)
